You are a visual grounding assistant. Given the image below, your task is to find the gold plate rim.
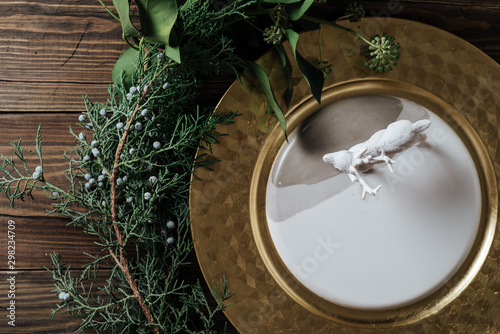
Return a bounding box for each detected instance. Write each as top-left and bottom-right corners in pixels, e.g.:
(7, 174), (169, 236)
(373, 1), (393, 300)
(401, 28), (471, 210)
(250, 78), (498, 327)
(190, 18), (500, 332)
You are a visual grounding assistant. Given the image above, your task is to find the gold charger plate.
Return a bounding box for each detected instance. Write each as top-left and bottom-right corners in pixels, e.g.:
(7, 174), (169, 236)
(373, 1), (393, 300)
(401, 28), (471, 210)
(190, 18), (500, 333)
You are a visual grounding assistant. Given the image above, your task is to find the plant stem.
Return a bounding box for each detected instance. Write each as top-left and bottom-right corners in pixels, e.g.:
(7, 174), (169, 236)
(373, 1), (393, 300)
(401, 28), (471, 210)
(123, 34), (140, 50)
(301, 14), (373, 46)
(318, 25), (323, 63)
(98, 0), (121, 22)
(108, 82), (161, 333)
(105, 56), (173, 332)
(243, 18), (264, 33)
(107, 248), (159, 333)
(336, 13), (354, 23)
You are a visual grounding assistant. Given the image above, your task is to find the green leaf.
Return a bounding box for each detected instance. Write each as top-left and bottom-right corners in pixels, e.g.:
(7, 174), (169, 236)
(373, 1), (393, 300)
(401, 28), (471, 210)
(112, 47), (140, 100)
(164, 32), (181, 63)
(112, 0), (140, 38)
(286, 0), (314, 21)
(136, 0), (181, 63)
(274, 44), (293, 107)
(284, 29), (324, 104)
(245, 61), (288, 139)
(295, 51), (324, 103)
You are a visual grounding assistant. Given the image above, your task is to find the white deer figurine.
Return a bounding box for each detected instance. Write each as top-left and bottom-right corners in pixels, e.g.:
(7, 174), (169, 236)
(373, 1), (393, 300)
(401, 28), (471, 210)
(323, 119), (431, 199)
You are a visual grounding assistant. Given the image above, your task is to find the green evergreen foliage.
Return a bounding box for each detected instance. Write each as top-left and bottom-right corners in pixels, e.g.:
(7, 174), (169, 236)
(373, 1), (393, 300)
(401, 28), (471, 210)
(1, 7), (243, 332)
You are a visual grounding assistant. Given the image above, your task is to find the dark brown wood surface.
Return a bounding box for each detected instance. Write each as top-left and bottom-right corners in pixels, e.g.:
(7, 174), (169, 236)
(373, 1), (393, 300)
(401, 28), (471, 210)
(0, 1), (499, 333)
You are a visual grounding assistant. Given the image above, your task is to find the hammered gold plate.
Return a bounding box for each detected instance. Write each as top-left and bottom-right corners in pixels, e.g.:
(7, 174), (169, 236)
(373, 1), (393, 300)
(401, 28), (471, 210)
(190, 18), (500, 333)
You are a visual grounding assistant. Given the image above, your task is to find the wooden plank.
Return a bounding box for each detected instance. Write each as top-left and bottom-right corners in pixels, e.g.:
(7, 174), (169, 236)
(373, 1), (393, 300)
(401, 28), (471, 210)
(0, 214), (103, 270)
(0, 0), (124, 83)
(0, 113), (124, 272)
(0, 269), (103, 333)
(0, 14), (124, 83)
(0, 0), (125, 112)
(0, 113), (88, 217)
(0, 82), (114, 112)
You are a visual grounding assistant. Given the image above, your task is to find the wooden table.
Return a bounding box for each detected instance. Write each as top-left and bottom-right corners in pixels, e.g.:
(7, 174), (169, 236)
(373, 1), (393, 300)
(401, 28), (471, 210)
(0, 1), (499, 333)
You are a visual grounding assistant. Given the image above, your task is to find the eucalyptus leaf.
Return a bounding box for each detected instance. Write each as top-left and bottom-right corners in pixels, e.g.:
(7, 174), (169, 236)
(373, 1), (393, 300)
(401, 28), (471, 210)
(274, 44), (293, 107)
(295, 51), (324, 103)
(285, 28), (300, 48)
(112, 47), (140, 101)
(245, 61), (288, 139)
(112, 0), (140, 38)
(165, 32), (181, 63)
(286, 0), (314, 21)
(136, 0), (181, 63)
(284, 29), (324, 104)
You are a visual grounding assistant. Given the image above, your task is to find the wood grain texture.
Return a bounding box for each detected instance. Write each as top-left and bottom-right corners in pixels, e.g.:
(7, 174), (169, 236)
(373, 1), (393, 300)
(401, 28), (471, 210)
(0, 0), (126, 112)
(0, 270), (106, 333)
(0, 1), (498, 333)
(0, 114), (84, 218)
